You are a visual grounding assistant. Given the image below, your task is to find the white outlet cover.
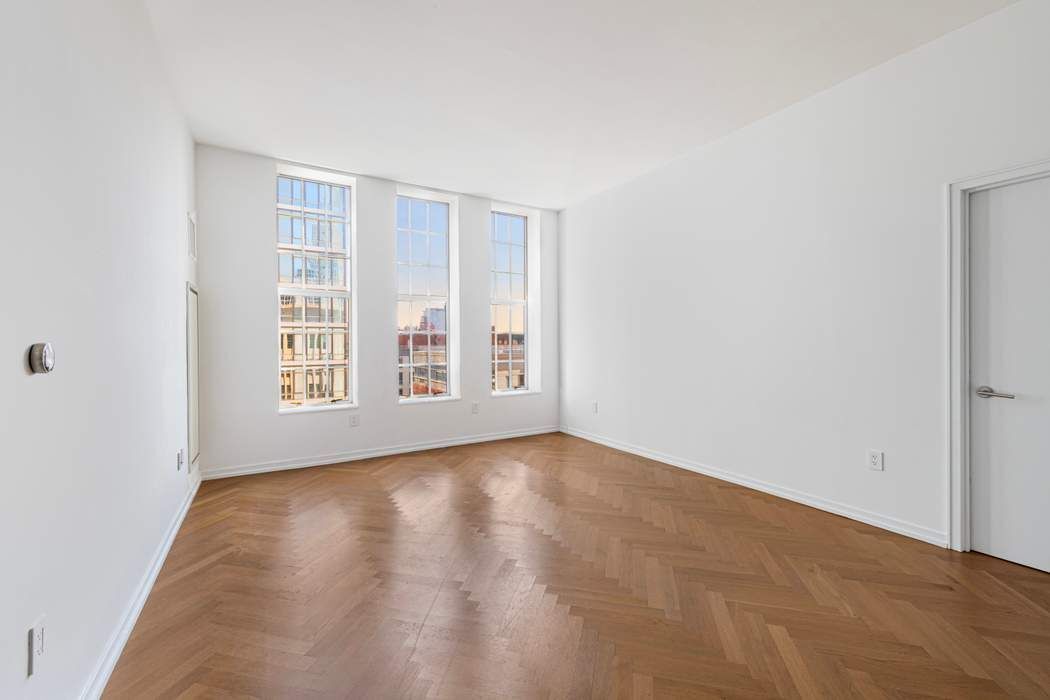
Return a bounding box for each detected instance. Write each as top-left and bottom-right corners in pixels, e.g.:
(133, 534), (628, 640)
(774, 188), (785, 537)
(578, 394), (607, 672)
(471, 401), (479, 414)
(349, 414), (360, 427)
(28, 615), (45, 677)
(867, 449), (885, 471)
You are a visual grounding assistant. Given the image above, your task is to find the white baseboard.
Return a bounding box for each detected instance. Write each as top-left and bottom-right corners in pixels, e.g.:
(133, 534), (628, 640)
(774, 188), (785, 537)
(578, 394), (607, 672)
(201, 426), (561, 481)
(561, 426), (947, 548)
(81, 474), (201, 699)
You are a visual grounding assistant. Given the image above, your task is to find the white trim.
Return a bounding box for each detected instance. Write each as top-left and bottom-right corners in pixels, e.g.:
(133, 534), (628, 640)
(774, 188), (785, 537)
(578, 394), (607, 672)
(81, 476), (201, 699)
(490, 389), (542, 398)
(277, 162), (357, 188)
(201, 426), (559, 480)
(562, 426), (947, 547)
(279, 402), (359, 414)
(398, 395), (461, 406)
(946, 157), (1050, 551)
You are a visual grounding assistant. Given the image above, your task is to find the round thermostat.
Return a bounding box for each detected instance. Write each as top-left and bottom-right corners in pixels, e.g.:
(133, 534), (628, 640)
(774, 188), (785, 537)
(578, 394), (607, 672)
(29, 343), (55, 374)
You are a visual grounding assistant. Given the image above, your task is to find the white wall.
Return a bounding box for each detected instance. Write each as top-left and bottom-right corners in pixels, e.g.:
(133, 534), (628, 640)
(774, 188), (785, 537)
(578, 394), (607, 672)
(0, 0), (197, 697)
(195, 146), (559, 476)
(559, 0), (1050, 546)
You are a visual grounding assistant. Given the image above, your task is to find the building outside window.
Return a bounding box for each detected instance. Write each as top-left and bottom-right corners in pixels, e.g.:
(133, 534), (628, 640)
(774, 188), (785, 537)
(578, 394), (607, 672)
(276, 167), (355, 409)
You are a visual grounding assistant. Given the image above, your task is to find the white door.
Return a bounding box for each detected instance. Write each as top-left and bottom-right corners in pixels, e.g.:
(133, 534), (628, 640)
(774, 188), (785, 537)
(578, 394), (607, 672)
(969, 173), (1050, 572)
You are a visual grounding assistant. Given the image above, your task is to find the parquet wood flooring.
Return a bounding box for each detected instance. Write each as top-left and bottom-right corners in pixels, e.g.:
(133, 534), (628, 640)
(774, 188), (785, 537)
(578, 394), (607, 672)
(105, 433), (1050, 698)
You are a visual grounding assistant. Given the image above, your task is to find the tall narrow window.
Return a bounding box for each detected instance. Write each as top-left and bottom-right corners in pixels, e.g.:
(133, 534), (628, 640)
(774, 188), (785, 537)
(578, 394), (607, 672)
(277, 169), (354, 409)
(491, 211), (527, 391)
(396, 194), (450, 399)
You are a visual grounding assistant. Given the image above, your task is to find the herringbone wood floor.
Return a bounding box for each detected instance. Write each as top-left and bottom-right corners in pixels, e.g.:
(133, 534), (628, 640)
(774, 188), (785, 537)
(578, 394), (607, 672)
(106, 433), (1050, 698)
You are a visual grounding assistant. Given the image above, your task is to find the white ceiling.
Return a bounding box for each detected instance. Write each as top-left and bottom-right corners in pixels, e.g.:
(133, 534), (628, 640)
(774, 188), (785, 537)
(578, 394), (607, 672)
(146, 0), (1013, 209)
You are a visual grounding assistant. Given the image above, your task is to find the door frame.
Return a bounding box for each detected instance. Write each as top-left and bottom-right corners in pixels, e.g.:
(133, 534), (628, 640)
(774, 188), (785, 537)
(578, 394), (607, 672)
(946, 157), (1050, 551)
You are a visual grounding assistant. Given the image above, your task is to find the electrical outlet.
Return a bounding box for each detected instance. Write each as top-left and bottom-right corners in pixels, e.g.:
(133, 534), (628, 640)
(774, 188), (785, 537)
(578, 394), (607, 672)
(867, 449), (884, 471)
(471, 401), (479, 415)
(592, 400), (599, 415)
(349, 414), (360, 428)
(176, 449), (185, 472)
(27, 615), (45, 677)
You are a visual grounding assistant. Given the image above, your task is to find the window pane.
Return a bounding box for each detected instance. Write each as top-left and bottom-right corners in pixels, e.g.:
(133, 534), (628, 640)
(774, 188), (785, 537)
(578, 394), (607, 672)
(511, 305), (524, 335)
(397, 197), (410, 229)
(411, 365), (429, 397)
(278, 177), (294, 205)
(331, 297), (347, 323)
(494, 213), (510, 242)
(332, 332), (348, 361)
(330, 258), (346, 289)
(280, 330), (300, 362)
(430, 233), (447, 266)
(410, 199), (428, 230)
(330, 186), (346, 214)
(511, 362), (526, 389)
(331, 367), (347, 400)
(430, 364), (448, 395)
(429, 202), (448, 234)
(411, 232), (428, 265)
(509, 215), (526, 245)
(278, 253), (294, 283)
(305, 256), (321, 285)
(397, 231), (411, 263)
(397, 300), (414, 331)
(399, 366), (411, 398)
(490, 213), (530, 393)
(425, 302), (446, 332)
(494, 273), (510, 299)
(398, 333), (410, 364)
(492, 242), (510, 273)
(411, 333), (428, 365)
(511, 244), (525, 274)
(397, 264), (410, 295)
(278, 213), (294, 244)
(305, 296), (322, 323)
(331, 221), (346, 251)
(280, 295), (296, 322)
(430, 334), (447, 364)
(396, 195), (452, 400)
(410, 267), (428, 296)
(305, 181), (320, 209)
(429, 266), (448, 296)
(412, 300), (428, 331)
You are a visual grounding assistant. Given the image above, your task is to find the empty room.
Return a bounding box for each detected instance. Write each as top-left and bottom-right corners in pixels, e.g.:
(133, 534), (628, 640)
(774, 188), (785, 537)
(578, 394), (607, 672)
(5, 0), (1050, 697)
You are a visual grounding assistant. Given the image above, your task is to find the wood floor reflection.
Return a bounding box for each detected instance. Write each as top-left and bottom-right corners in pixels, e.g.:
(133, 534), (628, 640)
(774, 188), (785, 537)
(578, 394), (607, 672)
(106, 433), (1050, 698)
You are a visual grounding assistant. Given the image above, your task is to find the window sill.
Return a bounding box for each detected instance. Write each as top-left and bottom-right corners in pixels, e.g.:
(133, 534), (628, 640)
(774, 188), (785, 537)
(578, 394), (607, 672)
(279, 402), (358, 415)
(490, 389), (541, 398)
(399, 395), (461, 406)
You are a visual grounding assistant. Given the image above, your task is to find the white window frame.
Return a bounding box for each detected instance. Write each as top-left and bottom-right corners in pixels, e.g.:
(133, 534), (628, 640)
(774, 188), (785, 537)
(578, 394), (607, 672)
(490, 202), (541, 397)
(276, 162), (358, 413)
(396, 184), (461, 404)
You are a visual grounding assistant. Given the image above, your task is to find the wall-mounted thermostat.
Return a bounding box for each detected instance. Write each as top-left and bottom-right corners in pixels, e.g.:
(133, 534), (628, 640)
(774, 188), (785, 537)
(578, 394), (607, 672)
(29, 343), (55, 374)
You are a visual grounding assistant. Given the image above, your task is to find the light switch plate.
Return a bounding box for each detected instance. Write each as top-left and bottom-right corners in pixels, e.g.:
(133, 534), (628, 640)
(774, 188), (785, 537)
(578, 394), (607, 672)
(867, 449), (884, 471)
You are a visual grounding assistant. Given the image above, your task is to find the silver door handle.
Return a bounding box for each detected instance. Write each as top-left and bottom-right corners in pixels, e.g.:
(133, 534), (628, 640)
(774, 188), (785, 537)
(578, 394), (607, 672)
(975, 385), (1015, 399)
